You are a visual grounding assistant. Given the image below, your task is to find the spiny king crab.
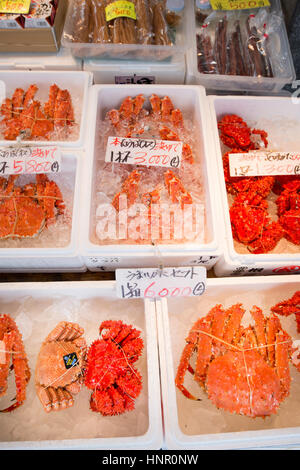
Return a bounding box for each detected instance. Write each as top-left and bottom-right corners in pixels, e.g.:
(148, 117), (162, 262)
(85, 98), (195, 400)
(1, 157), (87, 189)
(176, 303), (300, 417)
(84, 320), (144, 416)
(0, 173), (65, 239)
(35, 321), (87, 413)
(0, 314), (30, 412)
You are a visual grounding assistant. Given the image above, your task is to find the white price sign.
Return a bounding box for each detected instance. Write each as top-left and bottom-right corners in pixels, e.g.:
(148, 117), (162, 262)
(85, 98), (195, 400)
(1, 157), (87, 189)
(116, 266), (206, 299)
(229, 151), (300, 177)
(0, 146), (61, 175)
(105, 136), (182, 168)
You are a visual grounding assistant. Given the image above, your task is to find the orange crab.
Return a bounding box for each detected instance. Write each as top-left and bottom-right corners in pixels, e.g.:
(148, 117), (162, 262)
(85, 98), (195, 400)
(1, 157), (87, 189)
(175, 303), (299, 418)
(0, 314), (31, 412)
(0, 174), (65, 239)
(272, 292), (300, 333)
(35, 321), (87, 413)
(0, 83), (75, 140)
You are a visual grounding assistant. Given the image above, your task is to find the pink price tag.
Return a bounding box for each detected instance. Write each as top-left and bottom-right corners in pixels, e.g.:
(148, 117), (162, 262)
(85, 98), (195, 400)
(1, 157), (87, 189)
(0, 146), (61, 175)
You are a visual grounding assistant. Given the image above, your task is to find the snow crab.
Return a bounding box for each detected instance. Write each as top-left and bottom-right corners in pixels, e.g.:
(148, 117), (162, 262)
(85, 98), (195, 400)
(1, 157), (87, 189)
(175, 303), (300, 418)
(0, 314), (30, 412)
(84, 320), (144, 416)
(0, 174), (65, 239)
(0, 83), (74, 140)
(35, 321), (87, 413)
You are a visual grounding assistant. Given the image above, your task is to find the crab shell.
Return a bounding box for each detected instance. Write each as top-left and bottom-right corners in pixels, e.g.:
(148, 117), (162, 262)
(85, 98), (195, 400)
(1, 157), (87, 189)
(35, 322), (86, 413)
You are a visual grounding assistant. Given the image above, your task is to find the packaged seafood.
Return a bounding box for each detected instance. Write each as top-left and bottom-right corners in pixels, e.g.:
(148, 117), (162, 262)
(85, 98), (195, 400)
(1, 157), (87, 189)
(157, 275), (300, 449)
(0, 151), (85, 272)
(186, 0), (295, 93)
(62, 0), (188, 61)
(0, 281), (162, 449)
(208, 94), (300, 277)
(0, 71), (92, 147)
(81, 84), (222, 271)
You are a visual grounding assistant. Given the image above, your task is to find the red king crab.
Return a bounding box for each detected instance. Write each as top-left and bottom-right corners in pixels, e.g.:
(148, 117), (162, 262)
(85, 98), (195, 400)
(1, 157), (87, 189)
(0, 314), (30, 412)
(84, 320), (144, 416)
(276, 180), (300, 245)
(0, 174), (65, 239)
(175, 303), (300, 417)
(218, 113), (298, 253)
(35, 321), (87, 413)
(0, 84), (74, 140)
(272, 291), (300, 333)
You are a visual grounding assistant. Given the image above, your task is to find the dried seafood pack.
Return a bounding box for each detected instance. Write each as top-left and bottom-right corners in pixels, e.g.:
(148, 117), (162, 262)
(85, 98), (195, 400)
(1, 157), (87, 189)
(217, 114), (300, 255)
(64, 0), (184, 58)
(196, 3), (288, 79)
(175, 290), (300, 419)
(92, 93), (206, 245)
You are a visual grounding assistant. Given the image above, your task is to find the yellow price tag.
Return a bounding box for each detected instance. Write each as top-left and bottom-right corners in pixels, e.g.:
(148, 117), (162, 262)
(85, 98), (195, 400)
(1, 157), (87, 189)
(105, 0), (136, 22)
(210, 0), (270, 10)
(0, 0), (31, 14)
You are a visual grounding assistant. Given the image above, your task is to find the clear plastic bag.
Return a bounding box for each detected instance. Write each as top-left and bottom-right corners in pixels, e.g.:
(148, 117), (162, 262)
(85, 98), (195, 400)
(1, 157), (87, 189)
(196, 3), (287, 78)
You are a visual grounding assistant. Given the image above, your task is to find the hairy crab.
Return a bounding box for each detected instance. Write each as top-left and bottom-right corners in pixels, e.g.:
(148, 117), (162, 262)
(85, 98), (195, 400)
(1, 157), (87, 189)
(175, 303), (300, 418)
(84, 320), (144, 416)
(0, 314), (30, 412)
(35, 321), (86, 413)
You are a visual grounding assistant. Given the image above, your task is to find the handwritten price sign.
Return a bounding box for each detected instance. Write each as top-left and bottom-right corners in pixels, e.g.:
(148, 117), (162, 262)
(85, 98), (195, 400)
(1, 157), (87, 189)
(0, 146), (61, 175)
(210, 0), (270, 10)
(105, 136), (183, 169)
(229, 151), (300, 177)
(116, 266), (206, 299)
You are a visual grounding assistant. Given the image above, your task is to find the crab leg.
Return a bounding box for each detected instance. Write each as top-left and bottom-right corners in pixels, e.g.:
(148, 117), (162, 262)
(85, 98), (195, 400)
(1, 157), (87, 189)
(275, 331), (292, 398)
(222, 303), (245, 345)
(251, 306), (268, 360)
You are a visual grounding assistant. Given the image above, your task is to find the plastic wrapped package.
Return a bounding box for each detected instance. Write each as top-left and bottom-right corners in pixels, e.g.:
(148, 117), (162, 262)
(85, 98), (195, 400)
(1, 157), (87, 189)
(186, 0), (295, 93)
(62, 0), (187, 60)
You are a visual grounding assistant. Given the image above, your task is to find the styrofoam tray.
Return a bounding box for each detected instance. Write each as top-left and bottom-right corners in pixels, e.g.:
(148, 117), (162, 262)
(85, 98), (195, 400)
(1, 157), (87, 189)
(0, 48), (82, 71)
(0, 280), (162, 450)
(0, 70), (92, 148)
(80, 84), (222, 271)
(0, 151), (85, 272)
(208, 94), (300, 277)
(157, 275), (300, 450)
(83, 55), (186, 85)
(62, 0), (188, 62)
(185, 0), (296, 94)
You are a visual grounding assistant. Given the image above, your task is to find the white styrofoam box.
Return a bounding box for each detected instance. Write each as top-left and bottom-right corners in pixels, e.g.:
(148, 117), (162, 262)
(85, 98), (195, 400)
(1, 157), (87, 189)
(83, 55), (186, 85)
(0, 48), (82, 71)
(157, 275), (300, 450)
(0, 70), (92, 148)
(80, 84), (223, 271)
(0, 151), (85, 273)
(208, 94), (300, 277)
(62, 0), (188, 62)
(0, 281), (162, 449)
(185, 0), (295, 94)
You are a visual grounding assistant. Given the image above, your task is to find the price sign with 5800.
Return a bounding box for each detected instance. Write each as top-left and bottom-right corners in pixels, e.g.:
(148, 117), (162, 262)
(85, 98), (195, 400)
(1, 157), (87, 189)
(0, 146), (61, 175)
